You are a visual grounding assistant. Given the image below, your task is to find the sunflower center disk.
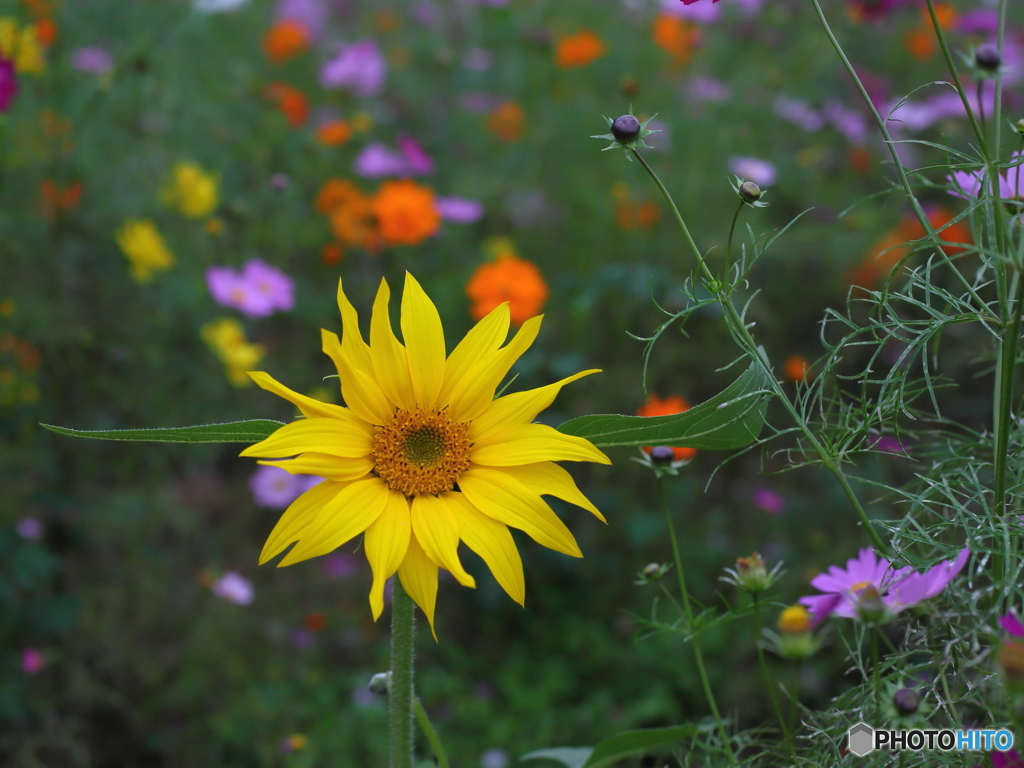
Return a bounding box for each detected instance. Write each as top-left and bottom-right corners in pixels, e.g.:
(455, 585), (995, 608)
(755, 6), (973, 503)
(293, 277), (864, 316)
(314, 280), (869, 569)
(372, 408), (472, 497)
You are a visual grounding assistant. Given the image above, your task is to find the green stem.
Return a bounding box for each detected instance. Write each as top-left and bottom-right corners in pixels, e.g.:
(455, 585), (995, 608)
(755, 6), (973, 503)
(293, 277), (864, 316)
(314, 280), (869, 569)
(725, 199), (744, 279)
(752, 595), (794, 758)
(413, 698), (451, 768)
(390, 579), (416, 768)
(788, 663), (802, 738)
(657, 478), (737, 765)
(633, 149), (887, 554)
(872, 628), (881, 721)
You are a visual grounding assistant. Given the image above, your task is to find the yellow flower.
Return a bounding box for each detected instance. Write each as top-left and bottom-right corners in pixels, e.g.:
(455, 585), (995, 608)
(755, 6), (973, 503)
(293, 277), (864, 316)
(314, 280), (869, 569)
(0, 18), (45, 74)
(115, 219), (175, 283)
(241, 274), (609, 634)
(200, 318), (265, 388)
(161, 162), (220, 218)
(778, 605), (811, 634)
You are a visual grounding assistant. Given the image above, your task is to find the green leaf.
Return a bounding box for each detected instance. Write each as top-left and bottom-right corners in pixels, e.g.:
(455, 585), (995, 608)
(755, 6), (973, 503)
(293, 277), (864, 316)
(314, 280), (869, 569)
(583, 724), (710, 768)
(557, 361), (771, 450)
(40, 419), (285, 444)
(519, 747), (594, 768)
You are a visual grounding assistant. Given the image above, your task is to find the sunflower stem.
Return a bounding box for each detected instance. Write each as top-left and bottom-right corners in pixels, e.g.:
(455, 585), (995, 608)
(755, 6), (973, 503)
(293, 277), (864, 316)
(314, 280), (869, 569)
(390, 578), (416, 768)
(413, 697), (451, 768)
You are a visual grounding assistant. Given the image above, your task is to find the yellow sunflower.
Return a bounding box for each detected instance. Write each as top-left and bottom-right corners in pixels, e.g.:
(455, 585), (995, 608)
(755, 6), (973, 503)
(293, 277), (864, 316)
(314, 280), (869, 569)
(241, 273), (609, 634)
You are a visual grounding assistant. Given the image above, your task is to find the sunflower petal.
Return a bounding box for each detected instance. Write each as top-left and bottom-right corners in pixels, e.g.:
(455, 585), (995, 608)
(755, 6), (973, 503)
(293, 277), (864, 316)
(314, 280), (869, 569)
(278, 477), (390, 566)
(411, 495), (476, 587)
(322, 329), (393, 425)
(439, 303), (510, 405)
(401, 273), (446, 409)
(459, 467), (582, 557)
(259, 481), (348, 564)
(240, 418), (374, 459)
(336, 278), (372, 374)
(249, 371), (372, 427)
(364, 491), (412, 620)
(497, 462), (606, 522)
(470, 423), (611, 466)
(257, 453), (374, 483)
(370, 278), (415, 410)
(446, 492), (525, 606)
(448, 315), (543, 422)
(470, 369), (601, 443)
(398, 534), (439, 639)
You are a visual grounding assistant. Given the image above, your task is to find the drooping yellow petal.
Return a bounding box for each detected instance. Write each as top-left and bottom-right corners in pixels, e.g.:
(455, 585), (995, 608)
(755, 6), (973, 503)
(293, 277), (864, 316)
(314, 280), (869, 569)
(411, 494), (476, 588)
(240, 418), (374, 459)
(249, 371), (374, 430)
(369, 278), (415, 410)
(322, 329), (394, 425)
(401, 273), (446, 409)
(470, 423), (611, 466)
(495, 462), (606, 523)
(448, 315), (543, 422)
(398, 533), (439, 638)
(259, 480), (348, 564)
(336, 278), (372, 374)
(258, 453), (374, 483)
(278, 477), (390, 566)
(459, 467), (582, 557)
(470, 369), (601, 443)
(364, 491), (412, 620)
(447, 492), (525, 606)
(438, 302), (510, 405)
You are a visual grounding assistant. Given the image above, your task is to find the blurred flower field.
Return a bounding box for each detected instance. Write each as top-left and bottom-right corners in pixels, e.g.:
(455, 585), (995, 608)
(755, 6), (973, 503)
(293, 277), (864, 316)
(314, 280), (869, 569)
(2, 0), (1024, 765)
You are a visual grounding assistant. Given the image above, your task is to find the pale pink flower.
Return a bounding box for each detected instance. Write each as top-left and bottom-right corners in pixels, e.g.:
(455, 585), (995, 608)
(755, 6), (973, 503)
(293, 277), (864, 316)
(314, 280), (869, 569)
(213, 571), (254, 605)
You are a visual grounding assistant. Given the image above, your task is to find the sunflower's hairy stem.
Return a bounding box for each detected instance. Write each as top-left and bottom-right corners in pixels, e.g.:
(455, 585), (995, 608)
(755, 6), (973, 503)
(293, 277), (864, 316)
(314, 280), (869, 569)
(633, 149), (888, 554)
(390, 579), (416, 768)
(657, 478), (737, 766)
(752, 595), (794, 758)
(413, 697), (451, 768)
(725, 199), (744, 279)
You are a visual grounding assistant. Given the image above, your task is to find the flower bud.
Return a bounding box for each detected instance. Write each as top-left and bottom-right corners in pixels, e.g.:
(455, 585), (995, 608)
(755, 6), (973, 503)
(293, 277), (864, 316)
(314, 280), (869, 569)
(369, 671), (391, 695)
(778, 605), (811, 634)
(642, 562), (662, 579)
(733, 552), (769, 593)
(739, 181), (762, 203)
(892, 687), (920, 716)
(1016, 118), (1024, 136)
(975, 44), (1002, 71)
(855, 585), (888, 624)
(611, 114), (641, 143)
(649, 446), (675, 464)
(1000, 641), (1024, 683)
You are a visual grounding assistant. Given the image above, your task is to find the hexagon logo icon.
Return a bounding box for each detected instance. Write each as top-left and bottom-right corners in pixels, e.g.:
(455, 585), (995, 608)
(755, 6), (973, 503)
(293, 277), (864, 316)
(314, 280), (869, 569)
(847, 722), (875, 757)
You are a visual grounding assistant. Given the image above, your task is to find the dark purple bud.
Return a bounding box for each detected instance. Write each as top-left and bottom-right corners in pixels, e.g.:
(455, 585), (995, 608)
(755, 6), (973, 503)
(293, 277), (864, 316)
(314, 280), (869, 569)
(611, 114), (641, 143)
(975, 44), (1001, 71)
(649, 446), (675, 464)
(893, 688), (920, 716)
(739, 181), (762, 203)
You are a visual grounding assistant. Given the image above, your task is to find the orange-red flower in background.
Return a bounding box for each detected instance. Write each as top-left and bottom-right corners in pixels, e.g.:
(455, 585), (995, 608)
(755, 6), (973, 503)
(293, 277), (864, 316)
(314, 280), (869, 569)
(903, 3), (956, 60)
(784, 355), (811, 383)
(612, 183), (661, 230)
(34, 17), (55, 46)
(652, 15), (701, 65)
(263, 19), (310, 63)
(315, 178), (383, 253)
(372, 179), (440, 246)
(316, 119), (352, 147)
(264, 83), (309, 127)
(40, 180), (81, 218)
(321, 242), (344, 265)
(554, 29), (606, 69)
(466, 253), (549, 326)
(486, 101), (524, 142)
(637, 394), (697, 462)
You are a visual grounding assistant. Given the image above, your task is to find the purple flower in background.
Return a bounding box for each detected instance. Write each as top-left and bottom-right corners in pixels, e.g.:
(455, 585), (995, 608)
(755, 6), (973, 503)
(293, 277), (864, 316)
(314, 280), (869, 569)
(957, 9), (1000, 35)
(397, 137), (434, 174)
(823, 101), (867, 144)
(72, 47), (114, 76)
(291, 628), (315, 648)
(16, 516), (43, 540)
(687, 76), (730, 103)
(0, 56), (17, 112)
(320, 40), (387, 96)
(435, 196), (484, 223)
(206, 266), (274, 317)
(458, 92), (499, 113)
(249, 465), (304, 508)
(21, 648), (45, 674)
(889, 82), (998, 133)
(773, 96), (825, 132)
(463, 48), (493, 72)
(728, 156), (776, 187)
(354, 139), (434, 178)
(213, 571), (254, 605)
(480, 748), (510, 768)
(871, 435), (906, 454)
(243, 259), (295, 312)
(662, 0), (721, 22)
(1001, 614), (1024, 638)
(947, 162), (1020, 202)
(751, 487), (784, 515)
(277, 0), (326, 37)
(322, 553), (358, 578)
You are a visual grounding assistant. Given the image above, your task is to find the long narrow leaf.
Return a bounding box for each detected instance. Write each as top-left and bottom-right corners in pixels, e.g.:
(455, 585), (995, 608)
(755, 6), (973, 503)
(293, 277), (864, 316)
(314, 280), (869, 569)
(40, 419), (285, 444)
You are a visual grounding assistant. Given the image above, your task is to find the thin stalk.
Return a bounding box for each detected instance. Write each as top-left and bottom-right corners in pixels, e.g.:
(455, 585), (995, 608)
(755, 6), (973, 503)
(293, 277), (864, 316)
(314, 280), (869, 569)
(390, 579), (416, 768)
(978, 79), (986, 137)
(752, 595), (794, 758)
(872, 629), (881, 720)
(657, 478), (737, 765)
(413, 698), (451, 768)
(993, 274), (1024, 569)
(788, 663), (802, 737)
(634, 149), (888, 554)
(725, 198), (744, 278)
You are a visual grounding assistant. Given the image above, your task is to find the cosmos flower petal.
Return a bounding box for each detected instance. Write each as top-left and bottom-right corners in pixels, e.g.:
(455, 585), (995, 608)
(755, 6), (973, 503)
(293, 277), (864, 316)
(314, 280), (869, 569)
(369, 278), (416, 410)
(400, 273), (446, 409)
(259, 481), (348, 564)
(470, 369), (602, 443)
(411, 494), (476, 588)
(438, 302), (511, 405)
(248, 370), (372, 427)
(335, 278), (373, 374)
(321, 330), (394, 424)
(1001, 615), (1024, 638)
(365, 491), (412, 620)
(922, 546), (970, 599)
(278, 477), (390, 566)
(257, 453), (374, 482)
(448, 492), (525, 606)
(459, 468), (582, 557)
(448, 315), (543, 422)
(399, 534), (440, 638)
(497, 462), (606, 522)
(471, 424), (611, 466)
(240, 418), (374, 459)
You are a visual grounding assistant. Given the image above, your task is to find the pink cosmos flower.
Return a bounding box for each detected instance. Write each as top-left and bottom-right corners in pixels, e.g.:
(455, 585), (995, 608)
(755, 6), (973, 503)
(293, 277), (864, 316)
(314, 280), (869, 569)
(751, 487), (784, 515)
(354, 139), (434, 178)
(21, 648), (45, 674)
(663, 0), (721, 21)
(206, 260), (294, 317)
(320, 40), (387, 96)
(773, 96), (825, 132)
(16, 517), (43, 540)
(242, 259), (295, 313)
(0, 56), (17, 112)
(728, 156), (776, 187)
(249, 465), (315, 508)
(72, 47), (114, 76)
(1001, 614), (1024, 637)
(800, 547), (970, 620)
(212, 571), (254, 605)
(974, 750), (1024, 768)
(948, 153), (1024, 201)
(435, 196), (484, 223)
(687, 76), (730, 103)
(823, 101), (867, 144)
(277, 0), (326, 38)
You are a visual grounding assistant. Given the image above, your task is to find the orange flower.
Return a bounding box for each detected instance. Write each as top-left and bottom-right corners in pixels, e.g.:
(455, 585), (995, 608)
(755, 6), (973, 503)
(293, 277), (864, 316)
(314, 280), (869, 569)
(34, 18), (55, 46)
(466, 254), (549, 326)
(486, 101), (524, 142)
(784, 355), (811, 383)
(321, 242), (344, 265)
(316, 119), (352, 147)
(263, 19), (310, 63)
(637, 394), (697, 462)
(40, 180), (81, 218)
(921, 2), (957, 30)
(848, 146), (873, 175)
(371, 179), (440, 246)
(652, 15), (701, 65)
(264, 83), (309, 127)
(904, 28), (934, 60)
(554, 29), (606, 69)
(315, 178), (361, 215)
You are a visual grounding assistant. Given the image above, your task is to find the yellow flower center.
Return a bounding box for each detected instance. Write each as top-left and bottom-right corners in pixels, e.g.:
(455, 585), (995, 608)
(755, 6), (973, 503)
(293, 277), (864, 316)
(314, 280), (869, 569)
(372, 408), (472, 496)
(850, 581), (872, 593)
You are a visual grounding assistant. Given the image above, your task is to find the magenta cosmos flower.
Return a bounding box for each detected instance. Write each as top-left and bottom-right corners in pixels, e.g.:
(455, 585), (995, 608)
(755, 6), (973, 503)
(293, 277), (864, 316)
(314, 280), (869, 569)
(353, 138), (434, 178)
(206, 260), (294, 317)
(0, 55), (17, 112)
(800, 547), (970, 620)
(320, 40), (387, 96)
(948, 154), (1024, 201)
